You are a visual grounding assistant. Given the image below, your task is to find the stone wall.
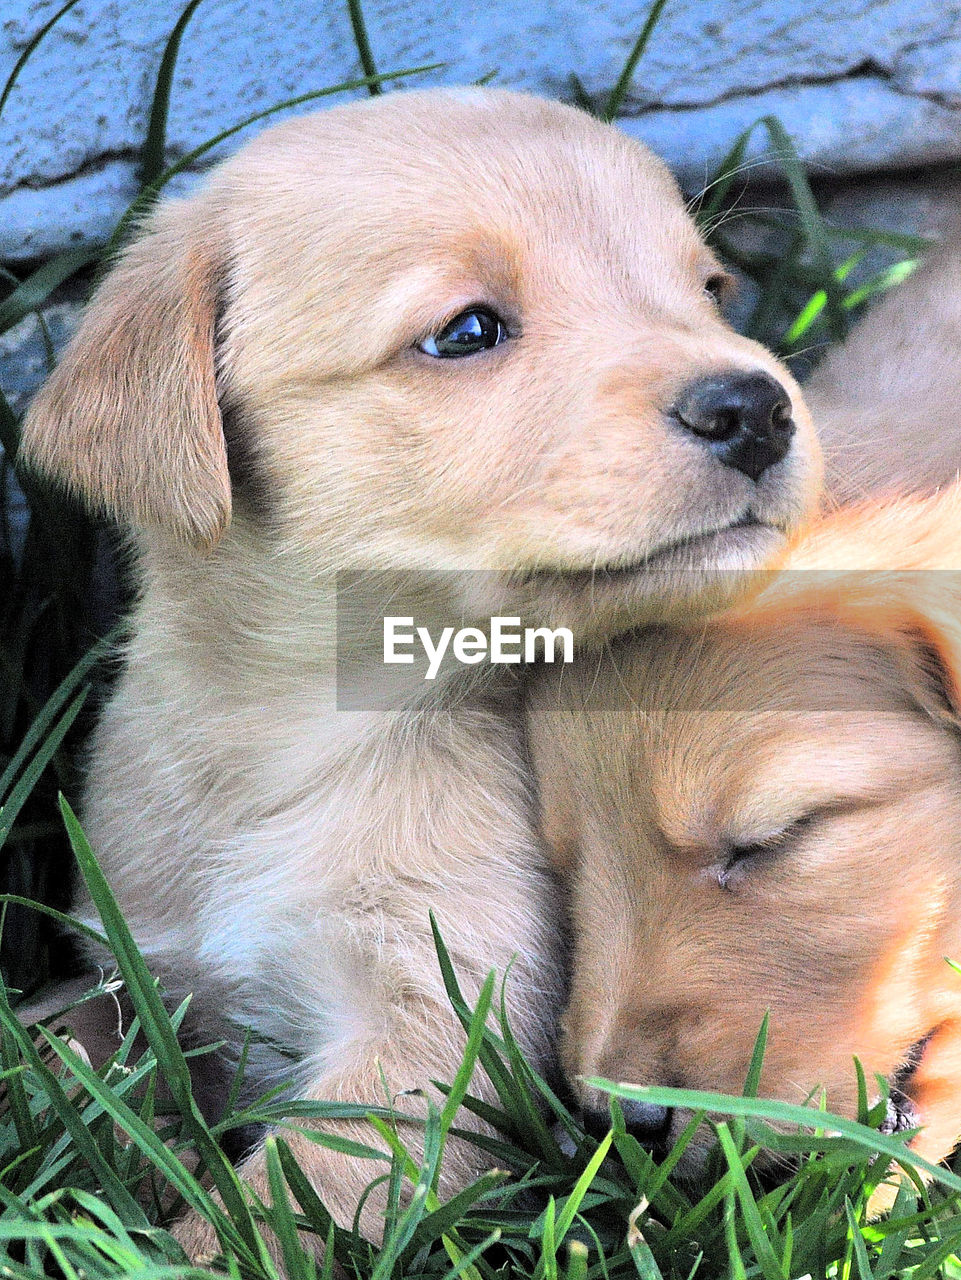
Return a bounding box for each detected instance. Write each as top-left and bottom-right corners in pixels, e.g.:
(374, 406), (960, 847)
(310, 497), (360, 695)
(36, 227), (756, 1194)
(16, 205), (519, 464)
(2, 0), (960, 260)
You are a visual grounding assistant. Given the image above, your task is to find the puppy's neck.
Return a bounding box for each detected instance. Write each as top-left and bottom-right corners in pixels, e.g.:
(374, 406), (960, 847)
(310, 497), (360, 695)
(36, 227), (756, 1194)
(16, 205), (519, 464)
(132, 526), (517, 729)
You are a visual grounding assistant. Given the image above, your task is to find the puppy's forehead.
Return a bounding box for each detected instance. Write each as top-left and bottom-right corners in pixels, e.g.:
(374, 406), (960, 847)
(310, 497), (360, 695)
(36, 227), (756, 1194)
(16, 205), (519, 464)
(214, 88), (704, 282)
(619, 618), (916, 715)
(610, 621), (949, 837)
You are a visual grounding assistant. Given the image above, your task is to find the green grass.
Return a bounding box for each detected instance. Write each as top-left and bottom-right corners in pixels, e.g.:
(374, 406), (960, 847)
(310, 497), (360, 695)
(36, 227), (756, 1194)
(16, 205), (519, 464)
(4, 808), (961, 1279)
(0, 0), (955, 1276)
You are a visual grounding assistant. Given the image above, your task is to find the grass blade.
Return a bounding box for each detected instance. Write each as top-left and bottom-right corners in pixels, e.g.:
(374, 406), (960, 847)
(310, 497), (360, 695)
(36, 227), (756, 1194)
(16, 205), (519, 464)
(408, 1170), (509, 1253)
(564, 1239), (590, 1280)
(139, 0), (207, 189)
(717, 1124), (784, 1280)
(439, 1229), (502, 1280)
(370, 1104), (442, 1280)
(0, 688), (88, 851)
(601, 0), (669, 122)
(843, 1197), (874, 1280)
(0, 897), (108, 952)
(347, 0), (382, 95)
(0, 993), (146, 1225)
(0, 0), (83, 122)
(0, 250), (98, 337)
(538, 1195), (557, 1280)
(554, 1130), (613, 1243)
(567, 73), (594, 112)
(0, 1016), (38, 1161)
(910, 1228), (961, 1280)
(58, 796), (263, 1249)
(440, 968), (495, 1137)
(0, 627), (120, 804)
(759, 114), (846, 341)
(429, 914), (526, 1118)
(783, 250), (864, 345)
(590, 1078), (961, 1192)
(497, 976), (565, 1159)
(275, 1136), (360, 1273)
(627, 1203), (663, 1280)
(33, 1024), (253, 1260)
(693, 125), (755, 229)
(742, 1013), (769, 1098)
(843, 257), (918, 310)
(263, 1136), (315, 1280)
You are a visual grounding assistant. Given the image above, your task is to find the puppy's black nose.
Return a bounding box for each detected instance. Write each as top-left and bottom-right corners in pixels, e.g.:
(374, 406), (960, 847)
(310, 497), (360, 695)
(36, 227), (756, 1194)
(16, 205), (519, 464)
(672, 370), (795, 482)
(620, 1098), (672, 1145)
(582, 1099), (671, 1146)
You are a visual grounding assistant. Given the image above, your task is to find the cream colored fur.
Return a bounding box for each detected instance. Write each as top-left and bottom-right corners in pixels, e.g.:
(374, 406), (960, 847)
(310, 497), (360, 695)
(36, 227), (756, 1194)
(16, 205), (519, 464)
(806, 233), (961, 503)
(17, 87), (818, 1257)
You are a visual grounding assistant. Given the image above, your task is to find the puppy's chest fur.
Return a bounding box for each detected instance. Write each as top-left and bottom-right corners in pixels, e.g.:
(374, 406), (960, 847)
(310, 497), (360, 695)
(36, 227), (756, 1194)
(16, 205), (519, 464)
(76, 628), (561, 1092)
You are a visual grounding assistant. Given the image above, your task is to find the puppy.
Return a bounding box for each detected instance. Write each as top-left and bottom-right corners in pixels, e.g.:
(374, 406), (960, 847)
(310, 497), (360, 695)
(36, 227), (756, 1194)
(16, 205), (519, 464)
(18, 86), (818, 1253)
(527, 487), (961, 1185)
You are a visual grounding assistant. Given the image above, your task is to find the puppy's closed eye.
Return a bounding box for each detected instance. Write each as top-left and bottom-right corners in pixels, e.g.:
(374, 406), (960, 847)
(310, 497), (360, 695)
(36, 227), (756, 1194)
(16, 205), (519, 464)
(716, 811), (817, 891)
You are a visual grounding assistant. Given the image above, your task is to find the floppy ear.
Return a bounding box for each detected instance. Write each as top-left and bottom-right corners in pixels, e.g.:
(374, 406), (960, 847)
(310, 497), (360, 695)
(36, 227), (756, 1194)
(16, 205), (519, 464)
(17, 200), (231, 549)
(883, 586), (961, 728)
(800, 575), (961, 728)
(758, 490), (961, 724)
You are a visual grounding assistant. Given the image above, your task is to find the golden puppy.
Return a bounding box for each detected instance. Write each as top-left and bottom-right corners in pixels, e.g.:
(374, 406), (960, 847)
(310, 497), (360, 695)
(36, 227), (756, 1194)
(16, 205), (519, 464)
(18, 87), (818, 1252)
(528, 487), (961, 1181)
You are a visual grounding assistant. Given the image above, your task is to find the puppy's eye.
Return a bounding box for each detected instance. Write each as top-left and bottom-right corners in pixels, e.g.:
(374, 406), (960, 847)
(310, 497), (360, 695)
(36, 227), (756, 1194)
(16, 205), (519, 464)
(418, 307), (508, 358)
(718, 813), (816, 891)
(703, 272), (733, 306)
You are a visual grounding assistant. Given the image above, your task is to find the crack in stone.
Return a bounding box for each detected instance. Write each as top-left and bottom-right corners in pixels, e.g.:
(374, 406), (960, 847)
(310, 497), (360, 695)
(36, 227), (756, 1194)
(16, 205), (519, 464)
(3, 50), (960, 201)
(614, 60), (899, 117)
(882, 80), (961, 109)
(0, 148), (141, 199)
(887, 36), (961, 109)
(0, 143), (214, 199)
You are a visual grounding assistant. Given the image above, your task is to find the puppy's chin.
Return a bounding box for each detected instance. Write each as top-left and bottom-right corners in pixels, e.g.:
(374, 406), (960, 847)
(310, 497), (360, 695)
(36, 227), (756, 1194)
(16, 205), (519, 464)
(505, 522), (786, 643)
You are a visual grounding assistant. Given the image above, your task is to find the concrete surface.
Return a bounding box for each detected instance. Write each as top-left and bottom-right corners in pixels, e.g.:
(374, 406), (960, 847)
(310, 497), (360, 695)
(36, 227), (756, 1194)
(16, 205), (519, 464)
(2, 0), (960, 259)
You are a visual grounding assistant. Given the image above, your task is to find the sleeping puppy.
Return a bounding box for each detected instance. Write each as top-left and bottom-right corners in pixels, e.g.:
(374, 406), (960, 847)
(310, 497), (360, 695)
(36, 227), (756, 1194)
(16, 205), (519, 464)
(527, 488), (961, 1187)
(18, 87), (818, 1254)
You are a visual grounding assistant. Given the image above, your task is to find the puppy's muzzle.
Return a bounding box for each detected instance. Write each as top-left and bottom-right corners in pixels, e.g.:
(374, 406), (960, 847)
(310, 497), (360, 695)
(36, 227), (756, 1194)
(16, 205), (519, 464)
(671, 370), (796, 483)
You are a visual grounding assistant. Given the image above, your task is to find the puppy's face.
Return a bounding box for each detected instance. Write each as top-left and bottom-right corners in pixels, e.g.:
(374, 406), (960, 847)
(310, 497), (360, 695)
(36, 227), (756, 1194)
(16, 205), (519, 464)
(21, 88), (819, 638)
(528, 609), (961, 1173)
